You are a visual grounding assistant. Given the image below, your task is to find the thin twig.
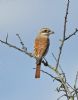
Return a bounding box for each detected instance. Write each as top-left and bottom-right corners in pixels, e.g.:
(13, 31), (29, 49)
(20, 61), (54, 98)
(74, 72), (78, 89)
(33, 68), (61, 82)
(16, 34), (27, 51)
(65, 28), (78, 41)
(16, 34), (24, 46)
(52, 52), (64, 74)
(0, 39), (33, 57)
(56, 0), (70, 70)
(63, 0), (70, 39)
(74, 72), (78, 100)
(57, 94), (66, 100)
(6, 33), (8, 43)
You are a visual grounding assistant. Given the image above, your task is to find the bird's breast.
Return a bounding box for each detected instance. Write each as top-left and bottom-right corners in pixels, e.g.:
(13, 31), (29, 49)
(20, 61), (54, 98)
(34, 36), (50, 58)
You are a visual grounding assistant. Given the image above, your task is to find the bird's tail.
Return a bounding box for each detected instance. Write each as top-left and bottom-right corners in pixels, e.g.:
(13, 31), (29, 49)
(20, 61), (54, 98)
(35, 63), (41, 78)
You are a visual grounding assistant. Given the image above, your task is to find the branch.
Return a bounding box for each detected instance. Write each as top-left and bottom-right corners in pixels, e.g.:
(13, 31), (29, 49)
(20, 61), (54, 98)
(74, 72), (78, 100)
(56, 0), (70, 70)
(63, 0), (70, 39)
(52, 52), (64, 74)
(57, 94), (66, 100)
(65, 28), (78, 41)
(33, 68), (62, 82)
(16, 33), (27, 50)
(74, 72), (78, 89)
(0, 35), (33, 57)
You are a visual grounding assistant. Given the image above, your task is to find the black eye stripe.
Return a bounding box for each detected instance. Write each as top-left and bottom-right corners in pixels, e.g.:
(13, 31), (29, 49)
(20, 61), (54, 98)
(42, 30), (48, 32)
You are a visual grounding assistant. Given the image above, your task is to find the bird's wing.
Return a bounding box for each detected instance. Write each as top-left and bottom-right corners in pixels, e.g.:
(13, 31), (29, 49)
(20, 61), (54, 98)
(34, 37), (49, 59)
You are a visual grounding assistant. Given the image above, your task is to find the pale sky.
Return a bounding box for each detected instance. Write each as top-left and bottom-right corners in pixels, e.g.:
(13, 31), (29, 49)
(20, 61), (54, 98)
(0, 0), (78, 100)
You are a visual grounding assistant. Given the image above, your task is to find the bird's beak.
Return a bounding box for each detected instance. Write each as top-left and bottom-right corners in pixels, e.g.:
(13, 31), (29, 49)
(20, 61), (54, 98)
(49, 31), (54, 35)
(52, 31), (54, 34)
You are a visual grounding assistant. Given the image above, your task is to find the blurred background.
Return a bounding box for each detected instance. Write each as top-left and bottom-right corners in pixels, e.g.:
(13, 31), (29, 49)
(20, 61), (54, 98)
(0, 0), (78, 100)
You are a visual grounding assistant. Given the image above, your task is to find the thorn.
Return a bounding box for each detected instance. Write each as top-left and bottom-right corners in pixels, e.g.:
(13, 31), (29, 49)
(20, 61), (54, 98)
(6, 33), (8, 43)
(75, 28), (78, 31)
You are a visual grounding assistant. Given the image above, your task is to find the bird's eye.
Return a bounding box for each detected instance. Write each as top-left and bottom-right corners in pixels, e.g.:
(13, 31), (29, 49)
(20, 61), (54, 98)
(43, 30), (47, 32)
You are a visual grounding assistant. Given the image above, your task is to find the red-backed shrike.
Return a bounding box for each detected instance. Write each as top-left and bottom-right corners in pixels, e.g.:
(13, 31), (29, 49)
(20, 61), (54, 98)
(34, 28), (54, 78)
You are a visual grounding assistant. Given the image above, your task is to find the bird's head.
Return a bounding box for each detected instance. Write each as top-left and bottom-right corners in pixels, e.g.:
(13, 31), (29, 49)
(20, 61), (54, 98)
(39, 28), (54, 37)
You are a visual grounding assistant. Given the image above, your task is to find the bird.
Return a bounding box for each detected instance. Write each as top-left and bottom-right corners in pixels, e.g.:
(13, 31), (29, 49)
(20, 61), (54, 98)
(34, 28), (54, 78)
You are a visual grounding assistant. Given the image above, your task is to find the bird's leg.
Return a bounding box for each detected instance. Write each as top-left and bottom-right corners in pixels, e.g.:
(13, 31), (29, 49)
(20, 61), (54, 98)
(42, 57), (48, 66)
